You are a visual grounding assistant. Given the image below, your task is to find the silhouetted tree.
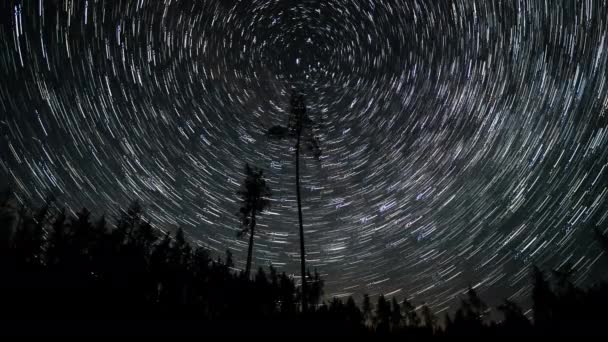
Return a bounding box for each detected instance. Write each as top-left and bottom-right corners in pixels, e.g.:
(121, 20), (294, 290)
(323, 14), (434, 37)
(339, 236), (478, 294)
(532, 266), (554, 330)
(594, 227), (608, 252)
(46, 208), (68, 267)
(236, 163), (271, 278)
(278, 271), (297, 315)
(402, 297), (420, 328)
(114, 201), (143, 245)
(362, 294), (372, 326)
(421, 304), (437, 333)
(267, 91), (322, 311)
(551, 263), (586, 334)
(307, 269), (324, 307)
(12, 195), (54, 267)
(552, 263), (575, 295)
(390, 297), (402, 331)
(0, 188), (17, 249)
(374, 294), (391, 334)
(453, 286), (489, 335)
(498, 299), (531, 335)
(345, 296), (364, 328)
(443, 312), (453, 334)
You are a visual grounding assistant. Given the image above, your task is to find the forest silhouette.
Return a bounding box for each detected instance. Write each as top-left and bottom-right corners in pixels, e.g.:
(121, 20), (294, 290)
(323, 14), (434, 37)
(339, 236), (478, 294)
(1, 182), (608, 336)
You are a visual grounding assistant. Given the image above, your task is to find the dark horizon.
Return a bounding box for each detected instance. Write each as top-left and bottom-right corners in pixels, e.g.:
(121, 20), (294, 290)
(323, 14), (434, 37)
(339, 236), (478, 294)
(1, 193), (607, 336)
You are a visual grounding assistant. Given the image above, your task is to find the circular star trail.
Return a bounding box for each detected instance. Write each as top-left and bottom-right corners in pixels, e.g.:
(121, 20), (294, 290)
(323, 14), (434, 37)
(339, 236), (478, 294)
(2, 0), (608, 311)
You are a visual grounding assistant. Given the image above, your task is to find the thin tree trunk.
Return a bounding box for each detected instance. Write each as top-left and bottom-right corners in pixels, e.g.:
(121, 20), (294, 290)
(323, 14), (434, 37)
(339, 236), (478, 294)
(295, 127), (307, 313)
(245, 212), (256, 279)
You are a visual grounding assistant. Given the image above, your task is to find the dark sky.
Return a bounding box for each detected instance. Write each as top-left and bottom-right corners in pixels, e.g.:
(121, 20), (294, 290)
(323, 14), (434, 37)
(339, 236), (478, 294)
(1, 0), (608, 314)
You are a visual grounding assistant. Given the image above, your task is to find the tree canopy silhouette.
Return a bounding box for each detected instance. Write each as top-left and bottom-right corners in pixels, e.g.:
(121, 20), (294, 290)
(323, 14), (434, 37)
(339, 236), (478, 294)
(1, 191), (608, 337)
(236, 163), (271, 278)
(266, 90), (322, 312)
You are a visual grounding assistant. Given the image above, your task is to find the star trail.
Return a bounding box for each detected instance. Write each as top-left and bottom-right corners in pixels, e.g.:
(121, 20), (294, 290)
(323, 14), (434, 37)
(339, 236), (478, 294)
(1, 0), (608, 313)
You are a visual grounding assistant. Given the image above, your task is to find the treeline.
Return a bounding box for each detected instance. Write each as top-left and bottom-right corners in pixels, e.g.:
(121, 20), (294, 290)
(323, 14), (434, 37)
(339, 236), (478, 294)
(0, 192), (607, 336)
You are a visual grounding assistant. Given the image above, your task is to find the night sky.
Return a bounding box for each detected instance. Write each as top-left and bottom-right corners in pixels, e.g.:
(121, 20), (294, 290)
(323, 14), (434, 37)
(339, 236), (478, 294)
(1, 0), (608, 314)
